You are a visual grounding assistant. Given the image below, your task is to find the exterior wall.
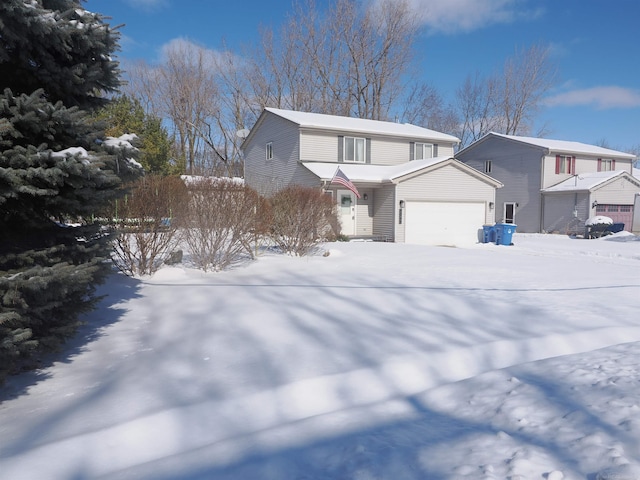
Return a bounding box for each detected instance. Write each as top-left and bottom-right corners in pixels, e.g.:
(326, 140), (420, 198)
(298, 128), (457, 166)
(355, 188), (375, 236)
(542, 193), (589, 234)
(395, 163), (496, 242)
(543, 154), (635, 189)
(244, 113), (302, 196)
(591, 177), (640, 205)
(299, 130), (338, 163)
(372, 185), (396, 241)
(457, 138), (542, 232)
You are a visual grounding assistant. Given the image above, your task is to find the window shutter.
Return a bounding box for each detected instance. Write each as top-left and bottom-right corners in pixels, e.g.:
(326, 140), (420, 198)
(597, 158), (602, 171)
(433, 144), (439, 157)
(338, 136), (344, 162)
(612, 159), (616, 170)
(555, 155), (560, 174)
(410, 142), (415, 161)
(571, 156), (576, 174)
(366, 138), (371, 163)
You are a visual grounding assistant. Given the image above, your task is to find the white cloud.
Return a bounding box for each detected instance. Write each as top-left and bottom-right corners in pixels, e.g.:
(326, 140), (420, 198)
(402, 0), (544, 34)
(544, 86), (640, 110)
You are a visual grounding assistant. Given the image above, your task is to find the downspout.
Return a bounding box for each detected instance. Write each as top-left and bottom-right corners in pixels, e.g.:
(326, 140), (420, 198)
(539, 152), (547, 233)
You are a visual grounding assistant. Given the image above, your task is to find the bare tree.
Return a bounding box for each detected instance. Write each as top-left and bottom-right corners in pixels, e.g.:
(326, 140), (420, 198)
(456, 44), (556, 148)
(500, 44), (556, 135)
(123, 41), (229, 175)
(401, 82), (460, 135)
(456, 72), (502, 147)
(246, 0), (419, 120)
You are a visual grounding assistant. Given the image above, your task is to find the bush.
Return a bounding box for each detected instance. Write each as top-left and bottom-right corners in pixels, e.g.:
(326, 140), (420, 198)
(111, 175), (188, 276)
(269, 186), (338, 256)
(183, 179), (265, 271)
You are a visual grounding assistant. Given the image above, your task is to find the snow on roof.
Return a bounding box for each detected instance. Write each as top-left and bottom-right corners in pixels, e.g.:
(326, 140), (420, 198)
(490, 132), (636, 159)
(542, 170), (629, 192)
(302, 157), (453, 183)
(265, 108), (460, 144)
(180, 175), (244, 186)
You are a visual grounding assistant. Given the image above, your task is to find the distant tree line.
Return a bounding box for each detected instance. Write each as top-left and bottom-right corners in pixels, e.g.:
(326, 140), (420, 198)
(117, 0), (560, 177)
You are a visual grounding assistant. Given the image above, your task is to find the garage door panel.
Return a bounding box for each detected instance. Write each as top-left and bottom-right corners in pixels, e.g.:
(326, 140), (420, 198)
(405, 202), (485, 246)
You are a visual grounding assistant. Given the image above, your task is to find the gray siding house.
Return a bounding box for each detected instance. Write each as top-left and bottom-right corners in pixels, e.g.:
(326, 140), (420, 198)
(243, 108), (502, 246)
(456, 133), (639, 234)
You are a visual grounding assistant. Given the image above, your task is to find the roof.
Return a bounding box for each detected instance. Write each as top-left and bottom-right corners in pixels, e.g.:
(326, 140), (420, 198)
(542, 170), (640, 193)
(301, 157), (502, 187)
(462, 132), (636, 160)
(264, 107), (460, 144)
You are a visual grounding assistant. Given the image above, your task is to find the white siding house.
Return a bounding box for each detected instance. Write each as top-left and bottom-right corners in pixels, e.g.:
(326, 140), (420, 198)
(243, 108), (502, 245)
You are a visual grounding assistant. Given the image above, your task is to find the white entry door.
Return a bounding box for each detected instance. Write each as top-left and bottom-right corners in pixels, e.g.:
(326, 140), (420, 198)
(338, 190), (356, 235)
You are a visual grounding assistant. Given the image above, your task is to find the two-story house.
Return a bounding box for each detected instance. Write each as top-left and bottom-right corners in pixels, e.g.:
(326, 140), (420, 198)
(242, 108), (502, 246)
(456, 132), (640, 234)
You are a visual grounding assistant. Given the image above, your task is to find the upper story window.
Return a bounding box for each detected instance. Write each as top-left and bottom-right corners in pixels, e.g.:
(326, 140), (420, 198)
(415, 142), (433, 160)
(555, 155), (575, 174)
(266, 142), (273, 161)
(598, 158), (615, 171)
(484, 160), (492, 173)
(344, 136), (366, 163)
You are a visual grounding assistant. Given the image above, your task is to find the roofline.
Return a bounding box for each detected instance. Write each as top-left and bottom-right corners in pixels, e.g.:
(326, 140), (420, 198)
(542, 170), (640, 193)
(264, 107), (461, 144)
(459, 132), (636, 160)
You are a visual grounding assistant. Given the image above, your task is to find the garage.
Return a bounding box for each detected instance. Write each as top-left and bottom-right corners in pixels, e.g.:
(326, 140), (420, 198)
(405, 201), (486, 246)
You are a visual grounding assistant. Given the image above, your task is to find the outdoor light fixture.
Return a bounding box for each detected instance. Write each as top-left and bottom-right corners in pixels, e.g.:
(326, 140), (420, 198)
(399, 200), (405, 208)
(592, 200), (598, 209)
(363, 193), (368, 200)
(489, 202), (494, 209)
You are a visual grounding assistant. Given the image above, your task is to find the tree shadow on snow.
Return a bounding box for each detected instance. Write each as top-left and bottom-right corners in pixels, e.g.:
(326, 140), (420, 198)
(0, 271), (142, 402)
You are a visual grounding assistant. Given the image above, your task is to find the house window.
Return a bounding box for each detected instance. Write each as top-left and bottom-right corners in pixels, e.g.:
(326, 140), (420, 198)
(266, 142), (273, 161)
(484, 160), (492, 173)
(344, 136), (366, 163)
(620, 205), (632, 213)
(598, 158), (615, 171)
(596, 204), (606, 214)
(415, 143), (433, 160)
(555, 155), (575, 174)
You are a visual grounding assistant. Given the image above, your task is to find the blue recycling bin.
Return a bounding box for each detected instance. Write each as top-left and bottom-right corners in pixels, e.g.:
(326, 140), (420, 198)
(494, 223), (517, 245)
(482, 225), (496, 243)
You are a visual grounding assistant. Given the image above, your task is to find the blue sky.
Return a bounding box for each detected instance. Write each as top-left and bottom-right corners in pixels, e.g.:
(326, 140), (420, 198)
(85, 0), (640, 151)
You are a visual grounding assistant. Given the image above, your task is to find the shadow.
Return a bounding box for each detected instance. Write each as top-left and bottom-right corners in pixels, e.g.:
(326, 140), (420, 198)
(0, 272), (142, 402)
(1, 242), (639, 479)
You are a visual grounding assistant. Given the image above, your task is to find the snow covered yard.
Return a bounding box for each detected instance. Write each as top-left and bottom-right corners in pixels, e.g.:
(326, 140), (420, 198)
(1, 233), (640, 480)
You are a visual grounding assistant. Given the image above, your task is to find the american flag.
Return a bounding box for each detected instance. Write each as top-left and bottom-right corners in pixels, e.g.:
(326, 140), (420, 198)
(331, 167), (361, 198)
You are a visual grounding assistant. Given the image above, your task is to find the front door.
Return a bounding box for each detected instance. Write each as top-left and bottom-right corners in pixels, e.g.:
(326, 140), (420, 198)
(339, 190), (356, 235)
(504, 202), (516, 224)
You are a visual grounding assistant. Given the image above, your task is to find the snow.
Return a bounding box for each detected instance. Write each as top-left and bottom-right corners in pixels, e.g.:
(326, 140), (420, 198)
(103, 134), (139, 152)
(542, 170), (629, 192)
(488, 132), (636, 159)
(264, 107), (461, 143)
(586, 215), (614, 226)
(302, 157), (453, 182)
(1, 233), (640, 479)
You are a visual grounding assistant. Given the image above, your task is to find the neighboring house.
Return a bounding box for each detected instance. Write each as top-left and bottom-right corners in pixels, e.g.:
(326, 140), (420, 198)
(242, 108), (502, 245)
(456, 132), (640, 234)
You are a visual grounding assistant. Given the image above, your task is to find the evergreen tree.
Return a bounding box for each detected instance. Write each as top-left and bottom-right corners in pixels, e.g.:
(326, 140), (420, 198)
(0, 0), (135, 381)
(96, 95), (174, 174)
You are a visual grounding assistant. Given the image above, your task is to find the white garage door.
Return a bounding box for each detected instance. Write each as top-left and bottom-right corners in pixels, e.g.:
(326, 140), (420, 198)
(405, 202), (485, 246)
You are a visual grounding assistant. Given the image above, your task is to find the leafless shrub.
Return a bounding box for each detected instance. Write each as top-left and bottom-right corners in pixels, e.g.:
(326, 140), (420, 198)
(183, 179), (264, 271)
(111, 175), (188, 276)
(269, 186), (338, 256)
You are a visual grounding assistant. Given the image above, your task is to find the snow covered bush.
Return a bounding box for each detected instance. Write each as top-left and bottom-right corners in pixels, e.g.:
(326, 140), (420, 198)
(111, 175), (188, 276)
(182, 178), (266, 271)
(269, 186), (339, 256)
